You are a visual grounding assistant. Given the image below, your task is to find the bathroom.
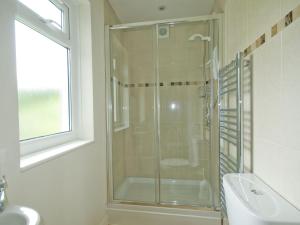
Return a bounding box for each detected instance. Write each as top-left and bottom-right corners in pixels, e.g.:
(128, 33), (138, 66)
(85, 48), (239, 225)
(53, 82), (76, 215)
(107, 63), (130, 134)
(0, 0), (299, 225)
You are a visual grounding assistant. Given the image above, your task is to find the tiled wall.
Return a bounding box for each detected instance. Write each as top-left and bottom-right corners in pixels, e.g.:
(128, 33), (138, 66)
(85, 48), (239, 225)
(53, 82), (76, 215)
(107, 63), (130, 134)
(157, 22), (211, 181)
(119, 22), (213, 182)
(122, 27), (157, 179)
(109, 17), (221, 206)
(225, 0), (300, 209)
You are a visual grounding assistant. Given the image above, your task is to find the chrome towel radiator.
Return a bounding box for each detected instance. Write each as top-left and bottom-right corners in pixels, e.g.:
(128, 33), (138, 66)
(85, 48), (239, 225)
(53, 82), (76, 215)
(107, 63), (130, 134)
(218, 52), (247, 215)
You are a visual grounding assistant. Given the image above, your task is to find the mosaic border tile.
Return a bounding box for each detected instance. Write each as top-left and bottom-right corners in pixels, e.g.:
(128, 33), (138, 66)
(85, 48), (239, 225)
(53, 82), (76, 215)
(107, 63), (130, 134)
(244, 4), (300, 56)
(111, 80), (206, 88)
(271, 24), (278, 37)
(285, 11), (293, 26)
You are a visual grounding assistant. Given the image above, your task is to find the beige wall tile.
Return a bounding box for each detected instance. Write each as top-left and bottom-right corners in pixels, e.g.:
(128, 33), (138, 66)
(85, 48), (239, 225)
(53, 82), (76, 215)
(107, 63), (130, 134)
(225, 0), (300, 209)
(252, 35), (282, 142)
(281, 0), (300, 16)
(281, 19), (300, 151)
(279, 148), (300, 208)
(247, 0), (281, 42)
(224, 0), (248, 63)
(121, 22), (213, 182)
(253, 138), (283, 193)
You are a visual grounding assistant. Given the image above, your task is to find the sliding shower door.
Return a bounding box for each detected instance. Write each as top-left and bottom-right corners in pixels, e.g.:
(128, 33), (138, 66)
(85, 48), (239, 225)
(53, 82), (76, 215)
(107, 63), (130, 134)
(108, 19), (220, 208)
(157, 22), (213, 207)
(109, 26), (158, 203)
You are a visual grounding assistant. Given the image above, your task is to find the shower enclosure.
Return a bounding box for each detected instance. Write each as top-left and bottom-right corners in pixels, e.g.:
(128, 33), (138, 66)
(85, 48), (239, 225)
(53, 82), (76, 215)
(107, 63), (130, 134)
(106, 16), (222, 210)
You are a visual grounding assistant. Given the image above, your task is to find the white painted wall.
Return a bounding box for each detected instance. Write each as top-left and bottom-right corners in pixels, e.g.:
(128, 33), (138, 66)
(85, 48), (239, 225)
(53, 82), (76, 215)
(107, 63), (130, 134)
(0, 0), (108, 224)
(212, 0), (226, 13)
(224, 0), (300, 210)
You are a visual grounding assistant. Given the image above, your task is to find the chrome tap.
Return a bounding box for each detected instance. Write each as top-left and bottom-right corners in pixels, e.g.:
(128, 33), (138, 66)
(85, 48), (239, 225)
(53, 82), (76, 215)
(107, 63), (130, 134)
(0, 176), (8, 212)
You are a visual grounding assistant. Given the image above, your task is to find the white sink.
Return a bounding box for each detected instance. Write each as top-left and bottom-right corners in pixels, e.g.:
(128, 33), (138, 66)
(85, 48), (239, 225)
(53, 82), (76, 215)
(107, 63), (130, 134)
(0, 205), (40, 225)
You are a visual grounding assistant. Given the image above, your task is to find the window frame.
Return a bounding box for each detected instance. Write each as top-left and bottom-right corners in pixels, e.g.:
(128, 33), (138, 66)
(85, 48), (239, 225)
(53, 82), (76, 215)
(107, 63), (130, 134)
(15, 0), (81, 156)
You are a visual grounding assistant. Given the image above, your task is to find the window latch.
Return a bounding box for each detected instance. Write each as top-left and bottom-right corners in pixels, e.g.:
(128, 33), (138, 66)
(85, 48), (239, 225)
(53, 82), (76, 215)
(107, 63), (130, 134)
(40, 18), (61, 30)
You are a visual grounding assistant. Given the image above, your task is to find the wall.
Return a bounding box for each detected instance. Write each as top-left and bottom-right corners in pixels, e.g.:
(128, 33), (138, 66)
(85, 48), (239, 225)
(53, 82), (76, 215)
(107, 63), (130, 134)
(119, 22), (212, 182)
(104, 0), (120, 25)
(212, 0), (226, 13)
(0, 0), (108, 224)
(224, 0), (300, 209)
(157, 22), (210, 181)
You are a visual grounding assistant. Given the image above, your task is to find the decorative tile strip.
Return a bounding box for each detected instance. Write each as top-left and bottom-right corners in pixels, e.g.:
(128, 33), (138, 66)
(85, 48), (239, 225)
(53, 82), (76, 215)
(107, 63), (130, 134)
(128, 84), (135, 87)
(271, 24), (278, 37)
(244, 33), (266, 56)
(112, 80), (206, 88)
(244, 4), (300, 56)
(255, 34), (266, 48)
(285, 11), (293, 26)
(111, 77), (125, 87)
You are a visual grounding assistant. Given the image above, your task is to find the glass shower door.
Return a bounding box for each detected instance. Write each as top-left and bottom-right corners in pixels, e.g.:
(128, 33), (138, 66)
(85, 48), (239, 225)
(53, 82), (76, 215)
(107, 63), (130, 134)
(108, 19), (220, 208)
(109, 25), (158, 203)
(157, 22), (213, 207)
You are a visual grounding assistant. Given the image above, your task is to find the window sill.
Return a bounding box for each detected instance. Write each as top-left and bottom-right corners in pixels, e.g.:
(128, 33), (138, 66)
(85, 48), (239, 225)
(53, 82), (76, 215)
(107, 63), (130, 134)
(20, 139), (93, 171)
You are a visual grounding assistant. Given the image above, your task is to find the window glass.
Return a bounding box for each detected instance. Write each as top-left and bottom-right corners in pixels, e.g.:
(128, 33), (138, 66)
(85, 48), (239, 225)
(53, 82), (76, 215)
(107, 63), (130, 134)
(15, 21), (71, 141)
(18, 0), (63, 30)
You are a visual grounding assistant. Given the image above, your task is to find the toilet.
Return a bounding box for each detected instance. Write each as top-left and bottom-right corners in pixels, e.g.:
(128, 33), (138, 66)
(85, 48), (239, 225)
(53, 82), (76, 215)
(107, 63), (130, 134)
(223, 173), (300, 225)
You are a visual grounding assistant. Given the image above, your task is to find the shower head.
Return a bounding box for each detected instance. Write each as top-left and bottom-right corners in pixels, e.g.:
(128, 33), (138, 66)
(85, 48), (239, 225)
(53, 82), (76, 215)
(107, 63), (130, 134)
(188, 33), (211, 42)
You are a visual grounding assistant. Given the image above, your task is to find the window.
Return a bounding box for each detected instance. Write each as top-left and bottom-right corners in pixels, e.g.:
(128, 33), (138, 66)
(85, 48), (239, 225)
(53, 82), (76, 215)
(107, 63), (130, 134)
(18, 0), (69, 31)
(15, 21), (70, 140)
(15, 0), (79, 155)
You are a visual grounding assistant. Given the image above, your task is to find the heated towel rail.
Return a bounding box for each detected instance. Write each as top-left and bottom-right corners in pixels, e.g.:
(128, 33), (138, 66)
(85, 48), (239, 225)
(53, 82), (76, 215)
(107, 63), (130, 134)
(218, 52), (247, 215)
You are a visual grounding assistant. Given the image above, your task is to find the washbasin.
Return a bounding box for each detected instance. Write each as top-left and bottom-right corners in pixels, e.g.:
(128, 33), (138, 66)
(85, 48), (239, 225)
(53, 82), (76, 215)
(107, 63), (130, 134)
(0, 205), (40, 225)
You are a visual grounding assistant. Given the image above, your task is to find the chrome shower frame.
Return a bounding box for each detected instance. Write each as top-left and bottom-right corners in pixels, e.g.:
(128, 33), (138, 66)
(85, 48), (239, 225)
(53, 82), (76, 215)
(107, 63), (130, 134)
(105, 14), (224, 210)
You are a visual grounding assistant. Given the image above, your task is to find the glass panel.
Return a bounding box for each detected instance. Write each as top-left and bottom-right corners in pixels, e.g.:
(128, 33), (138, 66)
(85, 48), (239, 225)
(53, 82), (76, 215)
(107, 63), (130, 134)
(110, 26), (157, 203)
(18, 0), (63, 30)
(108, 20), (220, 208)
(157, 21), (214, 207)
(15, 21), (70, 141)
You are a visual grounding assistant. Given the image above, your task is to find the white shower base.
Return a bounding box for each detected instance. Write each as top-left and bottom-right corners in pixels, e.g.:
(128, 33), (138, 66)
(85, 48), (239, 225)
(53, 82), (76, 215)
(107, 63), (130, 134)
(115, 177), (213, 207)
(107, 203), (221, 225)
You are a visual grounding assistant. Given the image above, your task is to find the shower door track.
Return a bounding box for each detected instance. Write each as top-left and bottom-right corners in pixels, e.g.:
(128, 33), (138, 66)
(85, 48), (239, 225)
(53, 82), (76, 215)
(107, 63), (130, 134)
(108, 201), (219, 211)
(109, 14), (223, 30)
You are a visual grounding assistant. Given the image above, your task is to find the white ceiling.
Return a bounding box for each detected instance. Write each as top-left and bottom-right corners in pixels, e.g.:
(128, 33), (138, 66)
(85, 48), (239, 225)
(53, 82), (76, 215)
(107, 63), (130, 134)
(108, 0), (216, 23)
